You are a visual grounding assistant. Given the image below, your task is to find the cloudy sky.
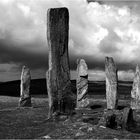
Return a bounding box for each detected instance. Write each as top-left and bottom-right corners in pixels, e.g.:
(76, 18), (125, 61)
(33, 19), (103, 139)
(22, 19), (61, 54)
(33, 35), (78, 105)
(0, 0), (140, 81)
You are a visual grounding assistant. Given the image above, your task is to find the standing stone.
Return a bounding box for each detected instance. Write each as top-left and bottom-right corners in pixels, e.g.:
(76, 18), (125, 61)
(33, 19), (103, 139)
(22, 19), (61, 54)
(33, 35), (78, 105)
(131, 65), (140, 109)
(76, 59), (88, 108)
(19, 66), (31, 107)
(105, 57), (118, 109)
(47, 7), (75, 119)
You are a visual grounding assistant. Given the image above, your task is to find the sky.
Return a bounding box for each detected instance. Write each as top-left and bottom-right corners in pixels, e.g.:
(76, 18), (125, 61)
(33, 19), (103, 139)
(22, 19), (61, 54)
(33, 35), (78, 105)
(0, 0), (140, 81)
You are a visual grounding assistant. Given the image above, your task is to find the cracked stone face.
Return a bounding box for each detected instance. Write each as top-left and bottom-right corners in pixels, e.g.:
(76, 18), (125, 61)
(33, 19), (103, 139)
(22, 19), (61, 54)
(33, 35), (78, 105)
(105, 57), (118, 109)
(19, 65), (31, 107)
(47, 8), (75, 118)
(76, 59), (88, 108)
(131, 65), (140, 109)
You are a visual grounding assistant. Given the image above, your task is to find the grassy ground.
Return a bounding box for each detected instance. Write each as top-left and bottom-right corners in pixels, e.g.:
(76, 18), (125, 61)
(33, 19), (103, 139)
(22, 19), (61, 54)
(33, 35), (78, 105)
(1, 96), (140, 139)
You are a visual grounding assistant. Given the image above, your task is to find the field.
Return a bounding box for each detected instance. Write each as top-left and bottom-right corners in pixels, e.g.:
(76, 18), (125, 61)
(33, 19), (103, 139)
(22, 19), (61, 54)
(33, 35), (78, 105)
(1, 79), (140, 139)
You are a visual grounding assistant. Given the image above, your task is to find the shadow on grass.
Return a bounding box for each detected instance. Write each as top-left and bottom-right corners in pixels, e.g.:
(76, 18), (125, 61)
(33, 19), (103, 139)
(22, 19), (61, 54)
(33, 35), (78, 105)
(90, 104), (103, 110)
(83, 117), (99, 125)
(126, 121), (140, 134)
(117, 105), (128, 110)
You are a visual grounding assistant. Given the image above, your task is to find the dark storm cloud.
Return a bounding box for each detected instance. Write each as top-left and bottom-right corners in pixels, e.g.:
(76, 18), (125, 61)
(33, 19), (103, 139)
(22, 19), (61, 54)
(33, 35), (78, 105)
(0, 69), (6, 73)
(70, 52), (105, 70)
(82, 57), (135, 71)
(69, 50), (136, 71)
(0, 38), (48, 70)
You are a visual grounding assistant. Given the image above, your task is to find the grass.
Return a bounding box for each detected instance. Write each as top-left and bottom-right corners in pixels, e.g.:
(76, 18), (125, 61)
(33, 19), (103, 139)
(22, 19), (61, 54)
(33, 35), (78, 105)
(1, 95), (140, 139)
(1, 80), (140, 139)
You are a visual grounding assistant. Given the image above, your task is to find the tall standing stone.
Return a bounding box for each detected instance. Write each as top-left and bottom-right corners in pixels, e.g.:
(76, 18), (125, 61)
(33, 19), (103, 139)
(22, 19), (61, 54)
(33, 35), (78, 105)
(76, 59), (88, 108)
(47, 7), (75, 119)
(105, 57), (118, 109)
(19, 66), (31, 107)
(131, 65), (140, 109)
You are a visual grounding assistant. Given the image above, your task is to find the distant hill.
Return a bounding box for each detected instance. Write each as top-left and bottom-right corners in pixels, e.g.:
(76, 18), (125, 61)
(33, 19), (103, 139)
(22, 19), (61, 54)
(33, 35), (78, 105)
(0, 79), (47, 97)
(0, 79), (132, 97)
(0, 79), (76, 97)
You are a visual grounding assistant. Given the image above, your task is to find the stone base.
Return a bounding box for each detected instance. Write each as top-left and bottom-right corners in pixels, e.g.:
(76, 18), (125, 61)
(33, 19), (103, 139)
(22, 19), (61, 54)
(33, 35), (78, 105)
(131, 98), (140, 110)
(98, 107), (134, 130)
(77, 98), (90, 108)
(75, 107), (98, 116)
(19, 97), (32, 107)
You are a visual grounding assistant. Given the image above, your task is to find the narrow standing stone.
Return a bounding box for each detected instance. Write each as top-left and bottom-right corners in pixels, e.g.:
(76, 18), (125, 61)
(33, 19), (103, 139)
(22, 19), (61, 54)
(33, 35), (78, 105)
(76, 59), (88, 108)
(105, 57), (118, 109)
(131, 65), (140, 109)
(47, 7), (75, 119)
(19, 66), (31, 107)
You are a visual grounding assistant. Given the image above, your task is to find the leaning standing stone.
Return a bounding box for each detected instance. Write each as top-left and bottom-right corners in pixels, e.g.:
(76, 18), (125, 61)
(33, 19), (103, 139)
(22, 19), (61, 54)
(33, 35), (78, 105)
(76, 59), (88, 108)
(47, 7), (75, 119)
(105, 57), (118, 109)
(131, 65), (140, 109)
(19, 66), (31, 107)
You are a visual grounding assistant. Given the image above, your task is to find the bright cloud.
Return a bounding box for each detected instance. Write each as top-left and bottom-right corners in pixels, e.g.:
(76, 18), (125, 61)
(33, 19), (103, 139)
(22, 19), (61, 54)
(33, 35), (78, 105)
(0, 0), (140, 81)
(0, 0), (140, 59)
(17, 3), (31, 17)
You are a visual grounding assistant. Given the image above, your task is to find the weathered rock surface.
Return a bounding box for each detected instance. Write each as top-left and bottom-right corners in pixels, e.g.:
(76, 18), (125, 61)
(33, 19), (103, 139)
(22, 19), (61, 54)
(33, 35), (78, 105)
(98, 108), (134, 130)
(47, 7), (75, 119)
(131, 65), (140, 109)
(76, 59), (88, 108)
(19, 66), (31, 107)
(105, 57), (118, 109)
(75, 130), (86, 137)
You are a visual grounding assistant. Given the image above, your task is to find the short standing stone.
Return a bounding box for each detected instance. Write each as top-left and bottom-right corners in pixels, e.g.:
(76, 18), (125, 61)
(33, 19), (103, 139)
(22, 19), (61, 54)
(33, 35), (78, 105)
(105, 57), (118, 109)
(131, 65), (140, 109)
(76, 59), (88, 108)
(19, 66), (31, 107)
